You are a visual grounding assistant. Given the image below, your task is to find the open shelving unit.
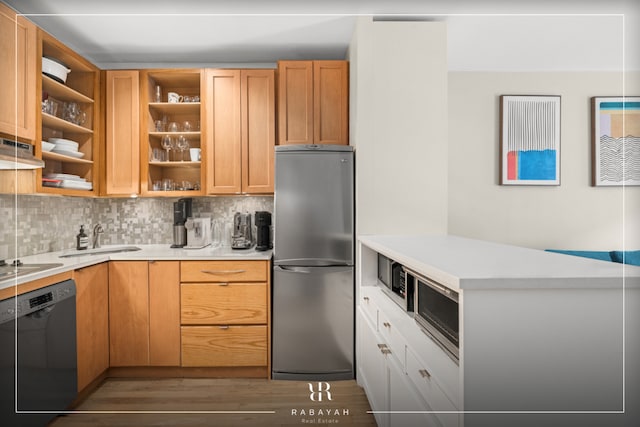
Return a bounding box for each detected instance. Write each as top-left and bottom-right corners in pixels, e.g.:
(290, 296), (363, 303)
(36, 30), (100, 196)
(140, 69), (205, 196)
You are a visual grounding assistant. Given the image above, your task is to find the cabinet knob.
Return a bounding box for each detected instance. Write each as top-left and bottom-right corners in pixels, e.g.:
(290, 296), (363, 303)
(363, 296), (369, 302)
(419, 369), (431, 379)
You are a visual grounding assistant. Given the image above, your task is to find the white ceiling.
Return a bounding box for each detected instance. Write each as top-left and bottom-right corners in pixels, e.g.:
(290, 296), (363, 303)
(3, 0), (639, 71)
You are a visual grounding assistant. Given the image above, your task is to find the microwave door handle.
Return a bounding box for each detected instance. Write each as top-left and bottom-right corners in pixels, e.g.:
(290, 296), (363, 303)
(428, 280), (451, 296)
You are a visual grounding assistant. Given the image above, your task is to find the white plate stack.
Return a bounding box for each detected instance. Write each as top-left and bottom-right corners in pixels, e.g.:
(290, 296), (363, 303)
(43, 173), (92, 190)
(48, 137), (85, 158)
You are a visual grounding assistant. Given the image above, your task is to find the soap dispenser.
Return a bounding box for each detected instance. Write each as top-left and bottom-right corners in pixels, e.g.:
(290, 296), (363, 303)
(76, 225), (89, 250)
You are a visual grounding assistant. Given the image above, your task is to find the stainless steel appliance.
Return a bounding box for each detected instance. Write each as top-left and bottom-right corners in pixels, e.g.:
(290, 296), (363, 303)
(0, 137), (45, 170)
(409, 268), (460, 363)
(0, 279), (77, 426)
(378, 254), (414, 312)
(185, 217), (211, 249)
(231, 212), (253, 250)
(254, 211), (272, 251)
(272, 145), (354, 380)
(171, 198), (192, 248)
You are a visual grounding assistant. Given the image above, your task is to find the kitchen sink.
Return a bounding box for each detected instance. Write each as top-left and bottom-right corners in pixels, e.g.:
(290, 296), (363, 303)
(0, 263), (64, 281)
(59, 246), (141, 258)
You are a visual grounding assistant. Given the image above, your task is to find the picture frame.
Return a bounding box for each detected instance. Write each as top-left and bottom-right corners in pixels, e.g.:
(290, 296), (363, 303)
(591, 96), (640, 186)
(500, 95), (561, 186)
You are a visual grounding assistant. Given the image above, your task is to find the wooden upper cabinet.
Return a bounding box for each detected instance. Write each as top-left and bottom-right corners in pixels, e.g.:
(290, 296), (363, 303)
(205, 69), (275, 195)
(205, 69), (241, 194)
(277, 61), (313, 145)
(241, 69), (275, 194)
(313, 61), (349, 145)
(0, 2), (36, 141)
(277, 60), (348, 146)
(104, 70), (140, 195)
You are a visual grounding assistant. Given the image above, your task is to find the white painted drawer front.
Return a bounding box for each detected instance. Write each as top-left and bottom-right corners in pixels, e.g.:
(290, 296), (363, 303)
(378, 306), (407, 369)
(406, 346), (459, 427)
(359, 286), (379, 330)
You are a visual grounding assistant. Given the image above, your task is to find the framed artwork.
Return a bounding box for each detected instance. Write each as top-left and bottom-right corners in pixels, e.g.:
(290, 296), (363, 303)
(591, 96), (640, 186)
(500, 95), (561, 186)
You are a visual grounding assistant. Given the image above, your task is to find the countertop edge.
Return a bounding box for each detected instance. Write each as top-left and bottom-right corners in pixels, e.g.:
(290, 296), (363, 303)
(0, 245), (272, 292)
(359, 234), (640, 290)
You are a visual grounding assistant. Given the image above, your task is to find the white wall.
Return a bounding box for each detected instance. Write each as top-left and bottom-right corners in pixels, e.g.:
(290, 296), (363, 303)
(448, 71), (640, 249)
(349, 18), (449, 236)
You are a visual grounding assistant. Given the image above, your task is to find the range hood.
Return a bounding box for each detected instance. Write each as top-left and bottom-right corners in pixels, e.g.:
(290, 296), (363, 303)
(0, 138), (44, 169)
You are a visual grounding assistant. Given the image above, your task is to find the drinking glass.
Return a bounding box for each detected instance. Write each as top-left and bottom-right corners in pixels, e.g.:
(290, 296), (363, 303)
(211, 220), (222, 248)
(176, 135), (189, 161)
(161, 135), (173, 161)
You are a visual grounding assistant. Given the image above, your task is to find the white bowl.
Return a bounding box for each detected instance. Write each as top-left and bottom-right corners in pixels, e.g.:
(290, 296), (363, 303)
(42, 57), (71, 84)
(41, 141), (55, 152)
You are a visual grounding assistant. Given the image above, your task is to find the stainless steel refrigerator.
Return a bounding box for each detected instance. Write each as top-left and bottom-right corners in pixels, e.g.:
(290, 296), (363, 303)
(272, 145), (354, 380)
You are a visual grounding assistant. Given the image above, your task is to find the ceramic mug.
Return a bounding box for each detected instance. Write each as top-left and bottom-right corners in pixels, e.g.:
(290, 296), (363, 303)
(190, 148), (201, 161)
(167, 92), (183, 103)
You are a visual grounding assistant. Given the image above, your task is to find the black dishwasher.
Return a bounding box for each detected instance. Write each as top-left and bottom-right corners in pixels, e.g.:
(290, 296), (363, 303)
(0, 279), (77, 426)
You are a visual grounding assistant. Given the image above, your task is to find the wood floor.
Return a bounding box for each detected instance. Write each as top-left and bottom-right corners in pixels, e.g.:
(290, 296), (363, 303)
(50, 378), (378, 426)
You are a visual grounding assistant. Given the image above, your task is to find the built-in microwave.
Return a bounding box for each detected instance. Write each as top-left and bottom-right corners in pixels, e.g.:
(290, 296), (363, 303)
(407, 268), (459, 363)
(377, 254), (414, 312)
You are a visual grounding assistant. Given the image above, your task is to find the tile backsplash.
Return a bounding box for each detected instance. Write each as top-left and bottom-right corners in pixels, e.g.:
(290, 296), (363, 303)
(0, 195), (273, 260)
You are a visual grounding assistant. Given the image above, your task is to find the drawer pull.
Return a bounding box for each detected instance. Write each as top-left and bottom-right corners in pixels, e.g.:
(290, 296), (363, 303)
(200, 269), (246, 275)
(381, 348), (392, 355)
(363, 296), (369, 302)
(218, 282), (230, 286)
(419, 369), (431, 379)
(383, 322), (391, 328)
(219, 325), (230, 330)
(377, 343), (387, 349)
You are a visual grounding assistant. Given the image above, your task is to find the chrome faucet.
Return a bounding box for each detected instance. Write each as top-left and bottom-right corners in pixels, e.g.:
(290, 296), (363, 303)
(93, 224), (104, 249)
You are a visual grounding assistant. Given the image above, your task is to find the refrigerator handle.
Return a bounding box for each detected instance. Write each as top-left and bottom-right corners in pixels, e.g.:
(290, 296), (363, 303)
(274, 265), (312, 274)
(274, 265), (353, 274)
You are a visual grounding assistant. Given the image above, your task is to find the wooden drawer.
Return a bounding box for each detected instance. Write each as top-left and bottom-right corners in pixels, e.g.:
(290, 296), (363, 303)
(181, 325), (267, 367)
(181, 260), (268, 282)
(181, 283), (267, 325)
(406, 347), (459, 427)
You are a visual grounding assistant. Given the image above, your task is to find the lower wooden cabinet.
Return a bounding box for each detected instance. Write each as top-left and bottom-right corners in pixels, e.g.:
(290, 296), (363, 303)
(181, 325), (267, 367)
(108, 260), (180, 367)
(179, 260), (270, 375)
(74, 262), (109, 391)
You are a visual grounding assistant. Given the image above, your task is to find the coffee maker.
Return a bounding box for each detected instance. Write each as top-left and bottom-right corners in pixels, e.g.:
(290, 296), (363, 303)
(254, 211), (272, 251)
(231, 212), (253, 250)
(171, 198), (192, 248)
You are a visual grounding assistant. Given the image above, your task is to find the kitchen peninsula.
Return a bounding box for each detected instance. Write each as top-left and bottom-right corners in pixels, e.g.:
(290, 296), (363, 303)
(357, 234), (640, 427)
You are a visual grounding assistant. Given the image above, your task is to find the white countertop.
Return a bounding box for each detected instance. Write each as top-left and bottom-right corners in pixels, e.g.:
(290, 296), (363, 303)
(359, 234), (640, 290)
(1, 244), (272, 290)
